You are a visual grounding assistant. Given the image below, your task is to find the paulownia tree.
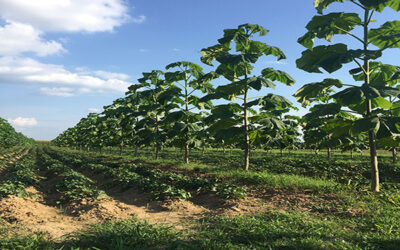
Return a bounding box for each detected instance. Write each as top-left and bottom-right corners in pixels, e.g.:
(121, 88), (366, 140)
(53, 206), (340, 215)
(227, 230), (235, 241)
(201, 24), (295, 170)
(130, 70), (181, 160)
(295, 0), (400, 192)
(164, 61), (213, 164)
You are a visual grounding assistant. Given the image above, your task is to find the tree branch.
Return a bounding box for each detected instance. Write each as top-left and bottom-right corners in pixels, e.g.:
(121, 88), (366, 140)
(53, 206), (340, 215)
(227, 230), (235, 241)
(352, 58), (368, 75)
(334, 25), (365, 44)
(349, 0), (366, 10)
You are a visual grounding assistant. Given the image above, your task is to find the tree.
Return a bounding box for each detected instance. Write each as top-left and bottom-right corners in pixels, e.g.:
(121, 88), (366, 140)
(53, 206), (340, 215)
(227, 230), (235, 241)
(295, 0), (400, 192)
(201, 24), (295, 170)
(164, 61), (213, 164)
(131, 70), (181, 160)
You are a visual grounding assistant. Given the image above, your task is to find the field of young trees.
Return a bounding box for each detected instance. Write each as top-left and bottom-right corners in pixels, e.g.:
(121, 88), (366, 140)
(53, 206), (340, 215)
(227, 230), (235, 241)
(1, 0), (400, 249)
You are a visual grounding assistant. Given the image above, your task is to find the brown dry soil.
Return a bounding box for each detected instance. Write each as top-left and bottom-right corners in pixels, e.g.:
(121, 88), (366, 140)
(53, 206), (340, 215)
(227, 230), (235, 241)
(0, 154), (344, 240)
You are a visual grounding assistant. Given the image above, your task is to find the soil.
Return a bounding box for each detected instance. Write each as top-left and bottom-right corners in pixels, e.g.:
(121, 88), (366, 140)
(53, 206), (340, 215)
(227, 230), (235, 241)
(0, 152), (345, 240)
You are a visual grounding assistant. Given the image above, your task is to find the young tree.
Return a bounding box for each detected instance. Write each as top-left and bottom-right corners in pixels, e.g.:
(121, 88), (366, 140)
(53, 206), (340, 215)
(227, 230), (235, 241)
(295, 0), (400, 191)
(164, 61), (213, 164)
(201, 24), (294, 170)
(131, 70), (181, 160)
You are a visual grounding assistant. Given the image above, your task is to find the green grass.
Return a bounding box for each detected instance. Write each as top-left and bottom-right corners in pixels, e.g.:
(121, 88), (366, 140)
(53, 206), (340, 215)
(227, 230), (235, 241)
(217, 170), (344, 193)
(190, 210), (400, 249)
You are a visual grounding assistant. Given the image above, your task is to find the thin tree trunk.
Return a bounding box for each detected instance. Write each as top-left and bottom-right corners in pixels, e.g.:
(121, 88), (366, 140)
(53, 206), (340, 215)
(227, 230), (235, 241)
(119, 145), (122, 156)
(243, 85), (250, 171)
(280, 149), (283, 157)
(328, 147), (331, 159)
(392, 148), (397, 163)
(351, 150), (354, 159)
(155, 115), (159, 160)
(364, 9), (379, 192)
(184, 72), (189, 164)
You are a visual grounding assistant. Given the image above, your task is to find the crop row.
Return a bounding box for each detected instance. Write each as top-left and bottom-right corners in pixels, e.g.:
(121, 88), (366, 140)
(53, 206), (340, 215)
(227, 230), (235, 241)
(46, 147), (247, 200)
(0, 147), (27, 169)
(0, 148), (35, 198)
(37, 148), (105, 202)
(0, 146), (24, 159)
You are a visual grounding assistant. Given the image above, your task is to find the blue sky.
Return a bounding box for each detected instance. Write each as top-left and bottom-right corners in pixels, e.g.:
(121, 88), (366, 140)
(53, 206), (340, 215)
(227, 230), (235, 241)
(0, 0), (399, 140)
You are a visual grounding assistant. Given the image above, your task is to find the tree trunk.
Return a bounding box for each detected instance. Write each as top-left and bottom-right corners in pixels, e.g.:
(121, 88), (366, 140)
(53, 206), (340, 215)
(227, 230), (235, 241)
(155, 115), (159, 160)
(184, 72), (190, 164)
(351, 150), (354, 159)
(280, 149), (283, 157)
(364, 9), (379, 192)
(155, 145), (159, 160)
(119, 145), (122, 155)
(185, 144), (189, 164)
(392, 148), (397, 163)
(327, 147), (331, 159)
(243, 85), (250, 171)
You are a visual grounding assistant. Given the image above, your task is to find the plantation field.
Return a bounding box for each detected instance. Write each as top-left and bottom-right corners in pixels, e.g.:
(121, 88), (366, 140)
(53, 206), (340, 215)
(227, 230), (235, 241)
(0, 146), (399, 249)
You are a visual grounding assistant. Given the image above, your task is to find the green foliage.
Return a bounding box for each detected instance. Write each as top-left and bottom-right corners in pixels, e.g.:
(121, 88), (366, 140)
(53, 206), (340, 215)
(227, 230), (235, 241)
(0, 118), (33, 149)
(0, 149), (37, 198)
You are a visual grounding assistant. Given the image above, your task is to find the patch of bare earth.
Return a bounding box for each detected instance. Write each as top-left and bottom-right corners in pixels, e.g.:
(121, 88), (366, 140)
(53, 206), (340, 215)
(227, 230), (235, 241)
(0, 187), (84, 239)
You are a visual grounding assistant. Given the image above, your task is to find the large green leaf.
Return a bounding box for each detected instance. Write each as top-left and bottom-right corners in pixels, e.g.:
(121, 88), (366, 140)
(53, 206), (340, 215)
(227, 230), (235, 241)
(294, 78), (342, 106)
(216, 53), (260, 65)
(261, 68), (295, 86)
(296, 44), (352, 73)
(247, 76), (276, 90)
(391, 101), (400, 116)
(314, 0), (345, 14)
(359, 0), (400, 12)
(309, 103), (342, 118)
(200, 45), (229, 66)
(259, 94), (293, 111)
(166, 61), (203, 71)
(350, 116), (380, 136)
(299, 12), (361, 49)
(332, 87), (364, 105)
(215, 62), (253, 81)
(369, 21), (400, 50)
(208, 118), (241, 134)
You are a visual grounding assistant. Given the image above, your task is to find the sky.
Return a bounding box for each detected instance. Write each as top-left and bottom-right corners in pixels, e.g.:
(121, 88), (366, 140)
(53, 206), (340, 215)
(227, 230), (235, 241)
(0, 0), (399, 140)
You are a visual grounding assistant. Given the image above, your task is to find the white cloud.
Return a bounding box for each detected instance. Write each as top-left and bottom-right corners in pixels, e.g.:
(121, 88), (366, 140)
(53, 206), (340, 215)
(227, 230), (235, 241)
(0, 56), (132, 95)
(8, 117), (38, 127)
(132, 15), (146, 24)
(88, 108), (101, 113)
(0, 0), (138, 32)
(40, 87), (76, 97)
(0, 21), (65, 57)
(172, 48), (181, 52)
(94, 70), (129, 80)
(265, 60), (287, 65)
(139, 49), (148, 53)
